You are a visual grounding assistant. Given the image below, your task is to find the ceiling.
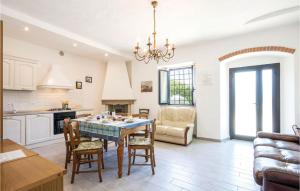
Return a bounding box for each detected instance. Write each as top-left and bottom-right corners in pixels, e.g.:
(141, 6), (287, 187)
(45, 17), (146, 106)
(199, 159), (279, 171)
(1, 0), (299, 59)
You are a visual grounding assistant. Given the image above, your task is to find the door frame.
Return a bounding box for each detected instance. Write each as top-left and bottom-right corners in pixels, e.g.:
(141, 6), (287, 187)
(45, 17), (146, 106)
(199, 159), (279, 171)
(229, 63), (280, 141)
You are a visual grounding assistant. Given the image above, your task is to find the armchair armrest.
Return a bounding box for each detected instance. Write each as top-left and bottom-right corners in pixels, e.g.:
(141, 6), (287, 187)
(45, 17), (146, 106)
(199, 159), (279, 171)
(263, 167), (299, 189)
(257, 131), (299, 143)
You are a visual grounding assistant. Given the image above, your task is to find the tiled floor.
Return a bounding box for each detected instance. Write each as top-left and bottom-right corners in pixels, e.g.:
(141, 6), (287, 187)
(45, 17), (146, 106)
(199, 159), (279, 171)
(33, 139), (260, 191)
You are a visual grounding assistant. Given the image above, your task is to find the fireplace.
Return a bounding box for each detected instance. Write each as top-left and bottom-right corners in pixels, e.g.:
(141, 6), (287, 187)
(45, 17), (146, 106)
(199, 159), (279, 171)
(102, 100), (134, 114)
(107, 104), (128, 113)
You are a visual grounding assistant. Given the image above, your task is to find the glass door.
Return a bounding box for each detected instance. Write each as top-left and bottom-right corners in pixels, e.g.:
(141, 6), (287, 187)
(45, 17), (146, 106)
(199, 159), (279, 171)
(229, 64), (280, 140)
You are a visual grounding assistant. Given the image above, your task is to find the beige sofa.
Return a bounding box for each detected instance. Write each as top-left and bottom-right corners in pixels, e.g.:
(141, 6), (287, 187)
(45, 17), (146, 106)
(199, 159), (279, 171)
(155, 107), (196, 145)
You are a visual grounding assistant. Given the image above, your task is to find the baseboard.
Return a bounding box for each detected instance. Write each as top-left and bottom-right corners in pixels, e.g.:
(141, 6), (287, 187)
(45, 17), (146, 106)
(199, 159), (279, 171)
(194, 136), (230, 142)
(26, 138), (64, 149)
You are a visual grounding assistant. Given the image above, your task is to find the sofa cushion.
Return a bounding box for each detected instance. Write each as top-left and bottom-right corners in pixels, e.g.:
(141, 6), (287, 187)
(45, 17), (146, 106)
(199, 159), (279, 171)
(254, 157), (300, 185)
(254, 138), (300, 151)
(255, 146), (300, 164)
(159, 107), (195, 124)
(162, 120), (188, 128)
(156, 125), (186, 138)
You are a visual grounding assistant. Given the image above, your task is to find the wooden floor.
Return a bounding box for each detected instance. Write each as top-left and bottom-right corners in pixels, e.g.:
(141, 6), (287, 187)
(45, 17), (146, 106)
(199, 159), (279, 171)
(33, 139), (260, 191)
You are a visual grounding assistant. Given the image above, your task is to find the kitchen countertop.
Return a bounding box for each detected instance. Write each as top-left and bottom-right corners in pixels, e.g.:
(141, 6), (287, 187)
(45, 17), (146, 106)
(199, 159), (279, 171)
(3, 108), (93, 117)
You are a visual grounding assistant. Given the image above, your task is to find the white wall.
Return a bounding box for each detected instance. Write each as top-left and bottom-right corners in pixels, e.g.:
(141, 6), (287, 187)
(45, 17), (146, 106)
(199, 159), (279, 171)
(132, 22), (299, 140)
(3, 36), (106, 113)
(296, 23), (300, 126)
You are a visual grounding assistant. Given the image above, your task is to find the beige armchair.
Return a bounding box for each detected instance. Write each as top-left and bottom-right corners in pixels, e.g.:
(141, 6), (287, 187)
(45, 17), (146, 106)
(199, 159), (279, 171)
(155, 107), (196, 145)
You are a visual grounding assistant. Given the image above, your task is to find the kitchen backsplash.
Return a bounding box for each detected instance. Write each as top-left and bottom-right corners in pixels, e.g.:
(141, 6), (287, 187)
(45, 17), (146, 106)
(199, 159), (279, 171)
(4, 89), (85, 111)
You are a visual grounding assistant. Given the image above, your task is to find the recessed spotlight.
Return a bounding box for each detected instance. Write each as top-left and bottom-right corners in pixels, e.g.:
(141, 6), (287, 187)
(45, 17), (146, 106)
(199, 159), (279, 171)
(73, 43), (78, 47)
(104, 53), (109, 57)
(24, 26), (29, 31)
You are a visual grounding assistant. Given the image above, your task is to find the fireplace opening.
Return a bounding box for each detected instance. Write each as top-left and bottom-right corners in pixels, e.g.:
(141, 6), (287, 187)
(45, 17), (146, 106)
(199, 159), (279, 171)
(107, 104), (129, 114)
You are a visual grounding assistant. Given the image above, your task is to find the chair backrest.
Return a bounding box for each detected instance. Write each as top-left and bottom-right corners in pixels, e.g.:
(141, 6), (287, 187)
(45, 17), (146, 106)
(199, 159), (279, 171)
(150, 119), (156, 145)
(292, 125), (300, 136)
(132, 113), (149, 119)
(67, 121), (81, 150)
(63, 118), (71, 142)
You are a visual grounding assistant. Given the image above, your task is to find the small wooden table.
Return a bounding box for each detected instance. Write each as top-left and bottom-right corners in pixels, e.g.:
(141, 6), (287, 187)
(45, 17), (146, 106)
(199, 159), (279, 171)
(0, 139), (66, 191)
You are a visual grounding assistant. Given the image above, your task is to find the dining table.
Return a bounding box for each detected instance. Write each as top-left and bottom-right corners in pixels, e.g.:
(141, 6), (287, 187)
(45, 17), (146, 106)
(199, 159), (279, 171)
(72, 116), (152, 178)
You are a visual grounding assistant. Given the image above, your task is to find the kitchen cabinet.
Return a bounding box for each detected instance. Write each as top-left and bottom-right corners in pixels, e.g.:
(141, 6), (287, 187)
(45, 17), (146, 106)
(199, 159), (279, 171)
(26, 114), (53, 145)
(3, 55), (37, 91)
(3, 116), (26, 145)
(3, 58), (14, 89)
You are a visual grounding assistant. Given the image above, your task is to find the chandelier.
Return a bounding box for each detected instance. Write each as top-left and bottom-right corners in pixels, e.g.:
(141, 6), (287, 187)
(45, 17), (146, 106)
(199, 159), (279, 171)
(133, 0), (175, 64)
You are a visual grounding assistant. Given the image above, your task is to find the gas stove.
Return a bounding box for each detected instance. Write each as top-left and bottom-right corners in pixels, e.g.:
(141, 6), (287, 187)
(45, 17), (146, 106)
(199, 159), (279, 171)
(47, 108), (72, 111)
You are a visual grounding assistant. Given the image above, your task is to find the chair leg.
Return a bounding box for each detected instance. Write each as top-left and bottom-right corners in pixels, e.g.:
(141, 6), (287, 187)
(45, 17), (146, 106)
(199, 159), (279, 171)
(104, 139), (108, 152)
(150, 148), (155, 175)
(65, 147), (69, 169)
(101, 150), (105, 169)
(153, 147), (156, 167)
(145, 149), (149, 162)
(88, 154), (92, 168)
(76, 155), (81, 174)
(132, 149), (136, 165)
(127, 147), (132, 175)
(71, 153), (77, 184)
(124, 136), (128, 147)
(98, 150), (103, 182)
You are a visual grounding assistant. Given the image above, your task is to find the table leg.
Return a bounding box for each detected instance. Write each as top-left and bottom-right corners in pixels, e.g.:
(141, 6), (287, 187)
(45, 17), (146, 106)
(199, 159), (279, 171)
(117, 139), (124, 178)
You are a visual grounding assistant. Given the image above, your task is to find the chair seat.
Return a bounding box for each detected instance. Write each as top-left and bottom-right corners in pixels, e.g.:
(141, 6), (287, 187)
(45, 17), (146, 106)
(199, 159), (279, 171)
(74, 141), (103, 151)
(129, 137), (151, 146)
(80, 137), (91, 142)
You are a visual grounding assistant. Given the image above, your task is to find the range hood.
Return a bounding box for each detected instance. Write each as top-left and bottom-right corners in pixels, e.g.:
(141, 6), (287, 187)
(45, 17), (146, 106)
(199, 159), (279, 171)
(38, 65), (73, 89)
(102, 61), (135, 102)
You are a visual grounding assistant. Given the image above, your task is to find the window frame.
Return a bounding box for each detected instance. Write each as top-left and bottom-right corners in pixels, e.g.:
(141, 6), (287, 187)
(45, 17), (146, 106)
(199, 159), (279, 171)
(158, 66), (194, 106)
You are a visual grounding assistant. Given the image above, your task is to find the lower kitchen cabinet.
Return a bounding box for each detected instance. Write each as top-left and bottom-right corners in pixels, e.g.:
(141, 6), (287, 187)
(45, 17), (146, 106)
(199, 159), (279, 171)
(3, 116), (26, 145)
(26, 114), (53, 145)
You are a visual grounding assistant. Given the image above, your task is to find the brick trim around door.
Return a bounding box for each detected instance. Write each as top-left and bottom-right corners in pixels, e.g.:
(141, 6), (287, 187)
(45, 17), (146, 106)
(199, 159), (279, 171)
(218, 46), (296, 62)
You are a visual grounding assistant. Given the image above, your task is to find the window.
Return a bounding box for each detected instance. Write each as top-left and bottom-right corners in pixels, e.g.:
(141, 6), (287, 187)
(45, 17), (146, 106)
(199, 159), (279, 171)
(159, 66), (194, 105)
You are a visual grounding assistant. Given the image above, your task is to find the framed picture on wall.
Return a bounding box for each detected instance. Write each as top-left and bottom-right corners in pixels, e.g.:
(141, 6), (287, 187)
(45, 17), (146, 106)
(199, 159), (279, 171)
(139, 108), (150, 115)
(76, 81), (82, 89)
(85, 76), (92, 83)
(141, 81), (153, 92)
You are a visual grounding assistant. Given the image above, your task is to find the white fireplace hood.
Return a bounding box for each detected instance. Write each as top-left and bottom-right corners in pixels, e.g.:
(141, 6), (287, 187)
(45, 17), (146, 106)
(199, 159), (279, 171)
(38, 65), (74, 89)
(102, 61), (135, 101)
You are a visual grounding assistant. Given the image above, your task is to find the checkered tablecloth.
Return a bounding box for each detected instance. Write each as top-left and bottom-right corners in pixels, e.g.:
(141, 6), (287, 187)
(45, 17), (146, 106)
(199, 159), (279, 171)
(72, 118), (152, 142)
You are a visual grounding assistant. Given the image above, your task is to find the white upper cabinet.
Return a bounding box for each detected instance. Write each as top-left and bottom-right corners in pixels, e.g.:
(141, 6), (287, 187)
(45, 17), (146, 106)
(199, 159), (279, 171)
(14, 60), (37, 90)
(3, 116), (26, 145)
(3, 55), (37, 91)
(3, 58), (14, 89)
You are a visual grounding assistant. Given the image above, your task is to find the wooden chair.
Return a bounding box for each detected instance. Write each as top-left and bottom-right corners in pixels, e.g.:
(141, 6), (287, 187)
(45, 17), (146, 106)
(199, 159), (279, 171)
(292, 124), (300, 136)
(127, 119), (156, 175)
(130, 114), (149, 137)
(67, 121), (104, 183)
(63, 118), (91, 169)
